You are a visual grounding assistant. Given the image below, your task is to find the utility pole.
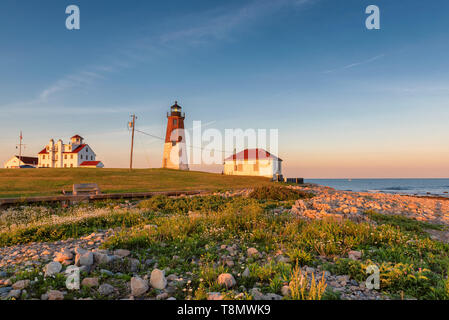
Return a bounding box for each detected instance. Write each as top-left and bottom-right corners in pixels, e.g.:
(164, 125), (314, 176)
(16, 131), (25, 165)
(129, 115), (136, 171)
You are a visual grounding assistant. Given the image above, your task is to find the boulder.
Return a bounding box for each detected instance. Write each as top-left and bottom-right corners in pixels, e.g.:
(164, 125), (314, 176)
(217, 273), (236, 288)
(113, 249), (131, 258)
(247, 247), (260, 258)
(131, 277), (149, 296)
(348, 250), (362, 260)
(77, 251), (94, 267)
(47, 290), (64, 300)
(98, 283), (115, 296)
(54, 249), (73, 262)
(12, 280), (30, 290)
(281, 285), (291, 296)
(94, 252), (113, 264)
(207, 292), (223, 300)
(150, 269), (167, 290)
(81, 277), (99, 287)
(7, 289), (21, 299)
(45, 261), (62, 277)
(250, 288), (264, 300)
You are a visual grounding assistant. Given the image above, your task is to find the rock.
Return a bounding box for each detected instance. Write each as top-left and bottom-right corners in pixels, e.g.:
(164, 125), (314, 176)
(40, 293), (48, 300)
(305, 267), (315, 274)
(156, 292), (169, 300)
(276, 255), (291, 263)
(0, 271), (7, 278)
(94, 252), (113, 264)
(7, 289), (22, 299)
(242, 267), (250, 278)
(264, 293), (283, 300)
(131, 277), (149, 296)
(114, 249), (131, 258)
(207, 292), (223, 300)
(12, 280), (30, 290)
(150, 269), (167, 290)
(45, 261), (62, 277)
(54, 249), (73, 262)
(167, 297), (176, 300)
(100, 269), (114, 276)
(348, 250), (362, 260)
(75, 247), (87, 255)
(47, 290), (64, 300)
(98, 283), (115, 296)
(166, 274), (178, 281)
(247, 247), (260, 257)
(281, 285), (291, 296)
(0, 287), (12, 295)
(250, 288), (264, 300)
(217, 273), (236, 288)
(225, 259), (235, 267)
(129, 258), (140, 272)
(81, 277), (99, 287)
(78, 252), (94, 267)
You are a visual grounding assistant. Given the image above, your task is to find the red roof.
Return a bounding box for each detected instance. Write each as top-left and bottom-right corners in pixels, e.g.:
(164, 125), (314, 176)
(224, 149), (282, 161)
(38, 144), (86, 155)
(80, 161), (101, 166)
(71, 135), (83, 139)
(69, 144), (86, 154)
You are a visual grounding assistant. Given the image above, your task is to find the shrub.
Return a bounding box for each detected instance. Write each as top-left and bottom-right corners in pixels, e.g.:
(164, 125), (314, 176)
(249, 186), (314, 201)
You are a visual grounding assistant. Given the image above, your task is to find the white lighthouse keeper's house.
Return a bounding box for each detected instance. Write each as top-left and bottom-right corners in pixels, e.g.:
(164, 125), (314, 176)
(38, 135), (104, 168)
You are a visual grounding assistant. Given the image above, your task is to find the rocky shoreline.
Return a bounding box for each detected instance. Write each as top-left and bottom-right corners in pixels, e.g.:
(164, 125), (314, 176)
(0, 184), (448, 300)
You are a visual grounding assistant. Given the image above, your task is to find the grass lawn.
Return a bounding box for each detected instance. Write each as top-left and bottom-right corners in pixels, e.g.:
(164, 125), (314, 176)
(0, 168), (272, 198)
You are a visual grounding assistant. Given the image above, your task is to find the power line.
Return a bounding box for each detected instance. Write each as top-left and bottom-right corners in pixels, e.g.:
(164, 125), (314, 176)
(134, 127), (233, 154)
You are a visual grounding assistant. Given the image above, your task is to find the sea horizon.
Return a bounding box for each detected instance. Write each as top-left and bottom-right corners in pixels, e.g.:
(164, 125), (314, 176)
(305, 178), (449, 197)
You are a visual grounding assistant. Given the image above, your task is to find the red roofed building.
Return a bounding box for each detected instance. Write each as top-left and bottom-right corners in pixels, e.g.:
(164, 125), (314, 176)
(80, 161), (104, 168)
(37, 135), (104, 168)
(223, 148), (282, 179)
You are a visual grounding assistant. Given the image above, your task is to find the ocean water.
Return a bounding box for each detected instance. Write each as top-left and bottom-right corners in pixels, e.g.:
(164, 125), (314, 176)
(305, 179), (449, 197)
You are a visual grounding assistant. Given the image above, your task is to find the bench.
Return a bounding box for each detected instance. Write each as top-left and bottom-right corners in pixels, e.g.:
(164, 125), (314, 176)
(72, 183), (101, 195)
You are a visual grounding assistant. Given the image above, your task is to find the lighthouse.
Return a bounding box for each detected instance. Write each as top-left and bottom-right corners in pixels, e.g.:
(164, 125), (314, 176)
(162, 101), (189, 170)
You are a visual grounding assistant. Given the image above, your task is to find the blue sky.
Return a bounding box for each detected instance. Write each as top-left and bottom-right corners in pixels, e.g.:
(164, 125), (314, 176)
(1, 0), (448, 178)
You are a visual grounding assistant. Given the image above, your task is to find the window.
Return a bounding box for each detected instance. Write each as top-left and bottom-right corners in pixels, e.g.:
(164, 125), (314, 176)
(43, 155), (46, 160)
(173, 119), (177, 126)
(91, 156), (93, 160)
(71, 154), (73, 159)
(70, 164), (73, 168)
(81, 155), (83, 160)
(86, 147), (89, 152)
(64, 164), (67, 168)
(64, 155), (67, 160)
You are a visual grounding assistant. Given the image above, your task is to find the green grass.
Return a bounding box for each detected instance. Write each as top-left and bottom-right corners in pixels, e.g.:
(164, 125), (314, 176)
(3, 191), (449, 300)
(0, 168), (272, 198)
(364, 210), (444, 235)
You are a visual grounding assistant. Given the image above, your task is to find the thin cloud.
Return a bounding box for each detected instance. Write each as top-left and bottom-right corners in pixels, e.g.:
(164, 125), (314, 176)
(322, 54), (385, 74)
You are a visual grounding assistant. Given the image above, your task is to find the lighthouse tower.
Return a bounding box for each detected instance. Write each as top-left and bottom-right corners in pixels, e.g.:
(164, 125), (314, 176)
(162, 101), (189, 170)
